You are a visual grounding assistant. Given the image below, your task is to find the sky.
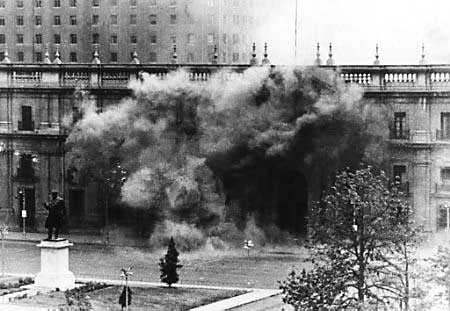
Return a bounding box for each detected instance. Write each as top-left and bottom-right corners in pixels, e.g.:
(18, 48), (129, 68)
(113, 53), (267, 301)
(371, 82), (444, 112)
(263, 0), (450, 65)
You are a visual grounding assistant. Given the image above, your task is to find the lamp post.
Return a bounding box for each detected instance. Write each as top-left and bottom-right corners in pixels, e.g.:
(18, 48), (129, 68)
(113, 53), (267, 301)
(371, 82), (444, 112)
(120, 267), (133, 311)
(243, 239), (254, 258)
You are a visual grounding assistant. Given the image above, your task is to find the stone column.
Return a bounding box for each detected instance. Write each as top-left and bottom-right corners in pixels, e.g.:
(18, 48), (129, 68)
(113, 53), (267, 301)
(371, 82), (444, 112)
(34, 239), (75, 290)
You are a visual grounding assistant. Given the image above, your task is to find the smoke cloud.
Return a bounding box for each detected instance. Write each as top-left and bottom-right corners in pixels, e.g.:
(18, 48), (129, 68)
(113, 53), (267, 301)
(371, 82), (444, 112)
(67, 66), (387, 249)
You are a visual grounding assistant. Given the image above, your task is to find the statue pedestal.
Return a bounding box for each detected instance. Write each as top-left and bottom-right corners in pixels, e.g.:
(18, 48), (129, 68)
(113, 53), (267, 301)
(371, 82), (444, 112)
(34, 239), (75, 290)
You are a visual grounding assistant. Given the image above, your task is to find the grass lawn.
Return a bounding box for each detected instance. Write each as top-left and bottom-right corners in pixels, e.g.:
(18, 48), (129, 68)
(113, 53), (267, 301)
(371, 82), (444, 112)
(10, 286), (246, 311)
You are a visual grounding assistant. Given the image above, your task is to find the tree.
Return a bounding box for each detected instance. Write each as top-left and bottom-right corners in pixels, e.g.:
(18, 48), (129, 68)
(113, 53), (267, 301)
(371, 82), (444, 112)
(281, 166), (419, 310)
(160, 236), (183, 287)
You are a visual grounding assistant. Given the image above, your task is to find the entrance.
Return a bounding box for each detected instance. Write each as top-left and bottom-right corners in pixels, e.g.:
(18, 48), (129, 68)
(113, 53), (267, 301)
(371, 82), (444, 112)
(17, 187), (35, 229)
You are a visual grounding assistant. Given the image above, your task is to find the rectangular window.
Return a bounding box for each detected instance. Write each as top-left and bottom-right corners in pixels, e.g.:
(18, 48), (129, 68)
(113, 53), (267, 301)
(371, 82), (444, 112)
(70, 0), (76, 7)
(187, 33), (194, 44)
(130, 14), (136, 25)
(0, 17), (4, 26)
(70, 52), (77, 62)
(17, 0), (23, 8)
(0, 1), (5, 8)
(35, 0), (42, 7)
(442, 168), (450, 183)
(232, 52), (239, 62)
(441, 112), (450, 139)
(35, 16), (42, 26)
(93, 0), (99, 7)
(20, 106), (33, 130)
(16, 16), (24, 26)
(110, 52), (117, 62)
(92, 33), (99, 44)
(0, 34), (5, 44)
(232, 33), (239, 44)
(150, 34), (157, 44)
(54, 15), (61, 25)
(35, 34), (42, 44)
(233, 0), (239, 6)
(393, 165), (406, 183)
(35, 52), (42, 62)
(207, 33), (214, 45)
(111, 0), (117, 5)
(150, 0), (156, 5)
(170, 14), (177, 24)
(222, 33), (227, 44)
(70, 34), (77, 44)
(111, 15), (117, 25)
(208, 14), (214, 25)
(223, 15), (227, 24)
(222, 52), (227, 63)
(149, 14), (157, 25)
(111, 35), (117, 44)
(130, 0), (136, 6)
(187, 53), (194, 63)
(130, 35), (137, 44)
(54, 34), (60, 44)
(18, 154), (34, 178)
(70, 15), (77, 25)
(54, 0), (60, 7)
(169, 0), (177, 5)
(92, 15), (99, 25)
(233, 15), (239, 25)
(170, 35), (176, 44)
(392, 112), (408, 139)
(16, 34), (23, 44)
(149, 52), (157, 62)
(17, 51), (24, 62)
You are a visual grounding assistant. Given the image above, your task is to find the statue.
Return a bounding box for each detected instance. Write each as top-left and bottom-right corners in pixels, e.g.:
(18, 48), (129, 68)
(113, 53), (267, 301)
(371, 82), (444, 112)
(42, 190), (66, 241)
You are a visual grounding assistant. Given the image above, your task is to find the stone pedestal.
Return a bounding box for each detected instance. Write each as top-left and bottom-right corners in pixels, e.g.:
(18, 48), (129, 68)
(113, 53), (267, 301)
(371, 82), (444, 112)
(34, 239), (75, 290)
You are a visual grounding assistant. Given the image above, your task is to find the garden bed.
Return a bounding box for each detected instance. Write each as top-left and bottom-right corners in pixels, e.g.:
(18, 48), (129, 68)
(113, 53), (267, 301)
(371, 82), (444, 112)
(0, 277), (33, 296)
(10, 282), (246, 310)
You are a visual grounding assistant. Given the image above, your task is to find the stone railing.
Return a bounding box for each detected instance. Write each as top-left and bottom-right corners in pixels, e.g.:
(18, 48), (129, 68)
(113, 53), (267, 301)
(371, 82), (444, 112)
(0, 63), (252, 89)
(327, 65), (450, 92)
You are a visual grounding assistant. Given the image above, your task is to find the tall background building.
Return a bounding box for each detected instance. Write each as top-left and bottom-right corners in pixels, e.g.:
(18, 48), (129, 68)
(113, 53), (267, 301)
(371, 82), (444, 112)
(0, 0), (276, 64)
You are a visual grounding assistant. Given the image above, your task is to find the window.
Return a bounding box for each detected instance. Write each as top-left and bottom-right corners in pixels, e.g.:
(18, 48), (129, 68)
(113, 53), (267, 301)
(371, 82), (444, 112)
(441, 112), (450, 139)
(442, 168), (450, 183)
(232, 0), (239, 6)
(223, 15), (227, 24)
(233, 15), (239, 25)
(169, 0), (177, 5)
(149, 14), (157, 25)
(35, 16), (42, 26)
(222, 33), (227, 44)
(208, 14), (214, 25)
(0, 34), (5, 44)
(93, 0), (99, 7)
(16, 34), (23, 44)
(232, 52), (239, 62)
(130, 0), (136, 6)
(92, 33), (99, 44)
(70, 34), (77, 44)
(149, 0), (156, 5)
(187, 53), (194, 63)
(17, 51), (24, 62)
(35, 34), (42, 44)
(208, 0), (214, 6)
(20, 106), (33, 131)
(111, 35), (117, 44)
(170, 35), (176, 44)
(130, 35), (137, 44)
(54, 0), (60, 7)
(35, 52), (42, 62)
(70, 0), (76, 7)
(70, 52), (77, 62)
(54, 15), (61, 25)
(110, 52), (117, 62)
(393, 165), (406, 184)
(439, 205), (450, 228)
(111, 15), (117, 25)
(130, 14), (136, 24)
(0, 17), (4, 26)
(187, 33), (194, 44)
(222, 52), (227, 63)
(392, 112), (407, 139)
(70, 15), (77, 25)
(92, 15), (99, 25)
(0, 52), (4, 61)
(16, 16), (24, 26)
(0, 1), (4, 8)
(207, 33), (214, 45)
(111, 0), (117, 5)
(54, 34), (60, 44)
(18, 154), (34, 178)
(149, 52), (157, 62)
(170, 14), (176, 24)
(150, 34), (156, 44)
(17, 0), (23, 8)
(232, 33), (239, 44)
(35, 0), (42, 7)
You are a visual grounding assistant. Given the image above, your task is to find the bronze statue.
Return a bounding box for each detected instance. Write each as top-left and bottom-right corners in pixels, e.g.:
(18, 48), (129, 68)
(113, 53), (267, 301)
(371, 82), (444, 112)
(42, 190), (66, 240)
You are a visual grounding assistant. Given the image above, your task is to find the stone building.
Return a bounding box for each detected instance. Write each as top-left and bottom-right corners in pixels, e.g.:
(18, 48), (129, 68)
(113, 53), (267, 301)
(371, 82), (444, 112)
(0, 0), (268, 64)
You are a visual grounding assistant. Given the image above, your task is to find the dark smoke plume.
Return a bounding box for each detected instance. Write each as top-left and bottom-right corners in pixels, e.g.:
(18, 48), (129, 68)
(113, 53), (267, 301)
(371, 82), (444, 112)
(66, 66), (387, 250)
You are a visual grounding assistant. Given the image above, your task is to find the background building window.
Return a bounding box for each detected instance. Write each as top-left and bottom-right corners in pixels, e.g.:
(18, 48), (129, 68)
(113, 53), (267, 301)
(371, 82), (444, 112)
(17, 51), (24, 62)
(0, 34), (5, 44)
(70, 52), (77, 62)
(70, 0), (76, 7)
(111, 15), (117, 25)
(232, 52), (239, 62)
(16, 16), (24, 26)
(35, 52), (42, 62)
(170, 35), (176, 44)
(232, 33), (239, 44)
(0, 1), (5, 8)
(92, 15), (99, 25)
(54, 15), (61, 25)
(35, 34), (42, 44)
(54, 0), (60, 7)
(54, 34), (60, 44)
(16, 34), (23, 44)
(392, 112), (408, 139)
(149, 0), (156, 5)
(0, 17), (5, 26)
(93, 0), (99, 7)
(35, 16), (42, 26)
(169, 0), (177, 5)
(20, 106), (32, 131)
(111, 0), (117, 5)
(70, 34), (77, 44)
(187, 53), (194, 63)
(441, 112), (450, 139)
(130, 35), (137, 44)
(130, 0), (136, 6)
(130, 14), (136, 25)
(35, 0), (42, 7)
(150, 35), (157, 44)
(149, 52), (157, 62)
(17, 0), (23, 8)
(18, 154), (34, 178)
(187, 33), (194, 44)
(111, 35), (117, 44)
(149, 14), (157, 25)
(207, 33), (214, 45)
(110, 52), (117, 62)
(70, 15), (77, 25)
(170, 14), (177, 24)
(92, 33), (99, 44)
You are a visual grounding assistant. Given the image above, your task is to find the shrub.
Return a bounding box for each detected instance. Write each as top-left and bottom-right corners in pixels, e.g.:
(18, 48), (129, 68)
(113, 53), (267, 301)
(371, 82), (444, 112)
(159, 237), (183, 287)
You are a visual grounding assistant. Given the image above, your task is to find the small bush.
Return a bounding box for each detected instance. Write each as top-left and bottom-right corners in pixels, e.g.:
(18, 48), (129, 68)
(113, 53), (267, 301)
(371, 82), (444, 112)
(159, 237), (183, 287)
